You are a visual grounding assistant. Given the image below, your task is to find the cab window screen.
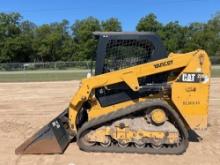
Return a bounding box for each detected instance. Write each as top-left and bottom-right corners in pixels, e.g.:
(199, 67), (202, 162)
(103, 39), (155, 72)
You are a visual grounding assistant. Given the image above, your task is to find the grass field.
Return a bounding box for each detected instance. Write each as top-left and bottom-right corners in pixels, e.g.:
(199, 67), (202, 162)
(212, 66), (220, 77)
(0, 67), (219, 82)
(0, 69), (88, 82)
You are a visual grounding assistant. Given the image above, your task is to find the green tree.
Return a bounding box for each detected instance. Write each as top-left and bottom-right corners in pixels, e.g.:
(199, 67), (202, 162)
(1, 11), (220, 63)
(160, 21), (186, 52)
(33, 20), (71, 62)
(184, 22), (206, 52)
(101, 18), (122, 31)
(0, 12), (21, 38)
(1, 35), (34, 62)
(0, 13), (34, 62)
(205, 12), (220, 56)
(184, 17), (220, 56)
(19, 20), (37, 61)
(71, 17), (101, 60)
(136, 13), (162, 32)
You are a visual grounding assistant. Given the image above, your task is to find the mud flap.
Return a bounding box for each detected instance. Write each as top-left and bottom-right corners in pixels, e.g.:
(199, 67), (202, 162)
(15, 110), (72, 154)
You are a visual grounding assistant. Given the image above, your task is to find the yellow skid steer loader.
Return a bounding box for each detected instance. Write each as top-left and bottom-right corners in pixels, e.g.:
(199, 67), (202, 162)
(16, 32), (211, 155)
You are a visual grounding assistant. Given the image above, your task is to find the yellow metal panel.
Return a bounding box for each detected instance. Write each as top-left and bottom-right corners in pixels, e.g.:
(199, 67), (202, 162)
(172, 83), (209, 129)
(172, 50), (211, 129)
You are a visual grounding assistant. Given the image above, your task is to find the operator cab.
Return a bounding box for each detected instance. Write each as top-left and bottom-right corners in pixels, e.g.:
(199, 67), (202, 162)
(92, 32), (169, 107)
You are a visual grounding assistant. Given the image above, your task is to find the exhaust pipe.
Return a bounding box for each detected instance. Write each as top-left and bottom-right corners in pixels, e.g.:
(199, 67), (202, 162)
(15, 109), (72, 154)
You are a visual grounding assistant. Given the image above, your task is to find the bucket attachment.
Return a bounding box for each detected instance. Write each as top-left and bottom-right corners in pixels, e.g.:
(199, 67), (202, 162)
(15, 109), (72, 154)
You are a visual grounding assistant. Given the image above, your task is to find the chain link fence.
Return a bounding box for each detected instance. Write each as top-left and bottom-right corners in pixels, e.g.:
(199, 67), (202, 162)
(210, 56), (220, 65)
(0, 56), (219, 72)
(0, 57), (219, 82)
(0, 61), (94, 71)
(0, 61), (94, 82)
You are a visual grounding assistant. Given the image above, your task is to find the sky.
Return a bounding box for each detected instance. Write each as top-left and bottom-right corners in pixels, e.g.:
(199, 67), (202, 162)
(0, 0), (220, 31)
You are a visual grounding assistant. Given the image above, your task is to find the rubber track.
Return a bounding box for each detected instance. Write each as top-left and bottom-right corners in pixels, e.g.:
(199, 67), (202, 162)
(77, 99), (189, 155)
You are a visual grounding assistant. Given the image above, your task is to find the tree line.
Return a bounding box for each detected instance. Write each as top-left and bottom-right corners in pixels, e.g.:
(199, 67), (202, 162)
(0, 12), (219, 63)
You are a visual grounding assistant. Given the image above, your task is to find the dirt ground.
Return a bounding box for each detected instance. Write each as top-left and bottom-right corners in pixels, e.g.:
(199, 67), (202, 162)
(0, 79), (219, 165)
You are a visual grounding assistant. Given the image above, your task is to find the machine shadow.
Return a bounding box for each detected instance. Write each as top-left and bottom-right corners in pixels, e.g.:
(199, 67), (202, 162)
(188, 129), (202, 142)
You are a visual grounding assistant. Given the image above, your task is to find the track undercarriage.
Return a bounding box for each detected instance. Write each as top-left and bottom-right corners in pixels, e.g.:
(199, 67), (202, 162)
(77, 100), (189, 154)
